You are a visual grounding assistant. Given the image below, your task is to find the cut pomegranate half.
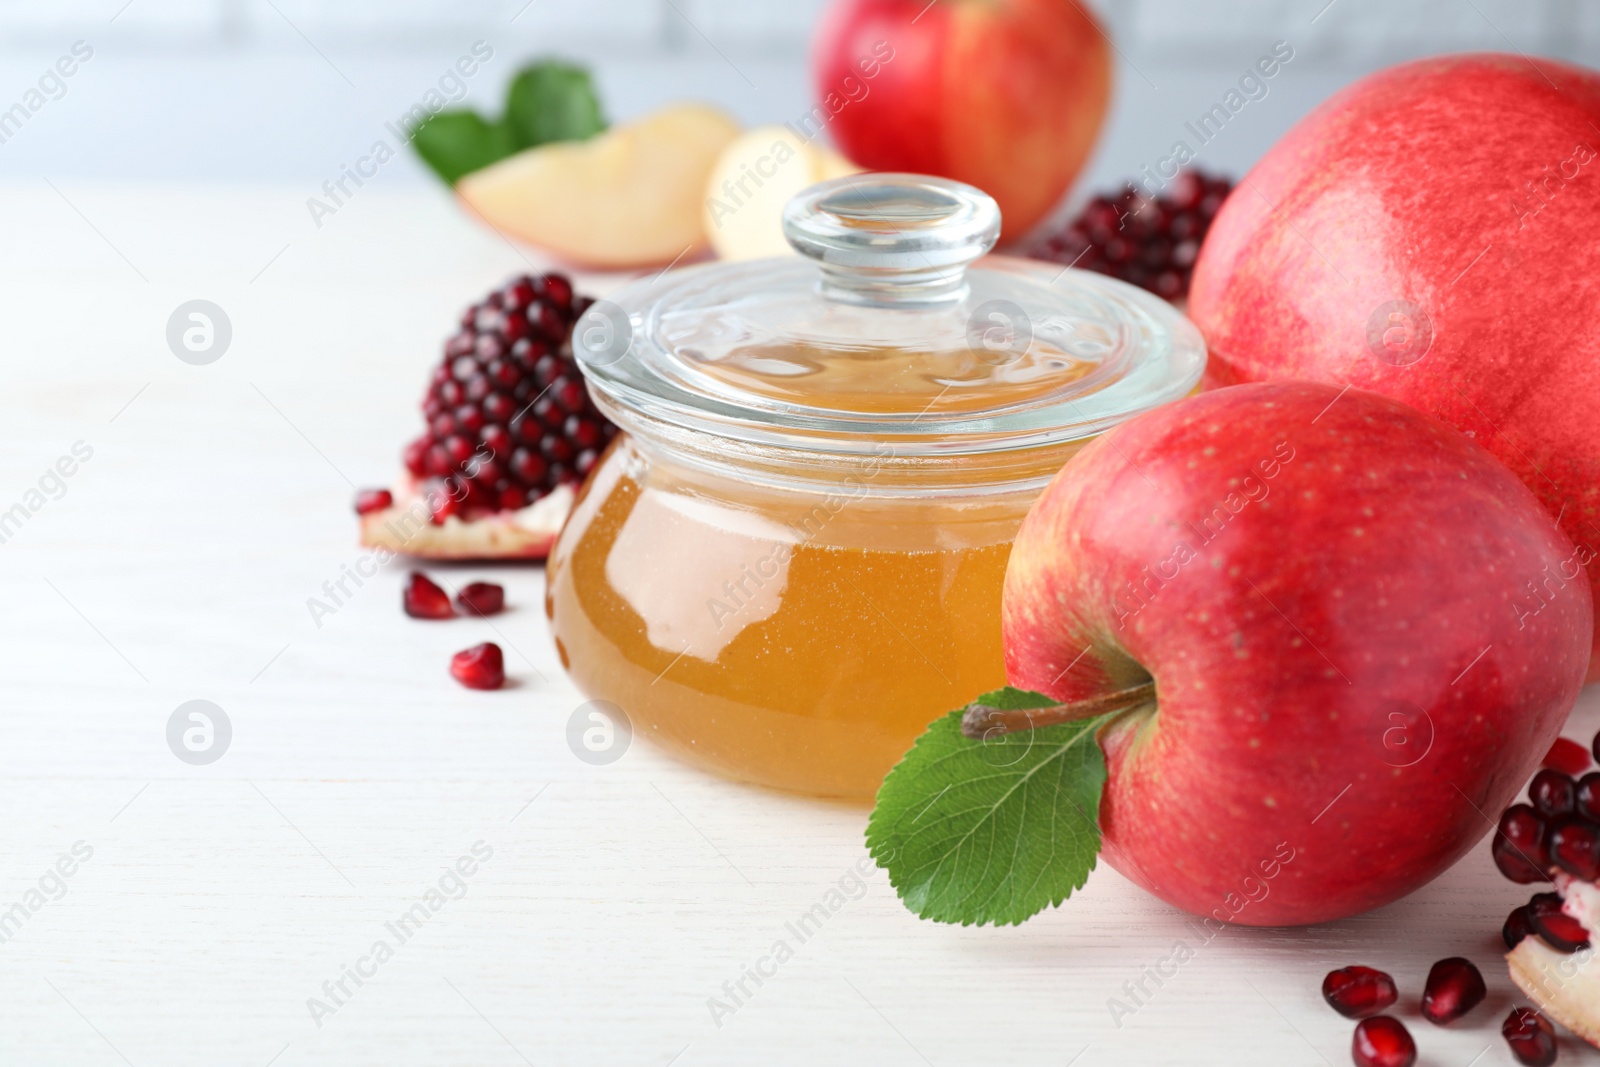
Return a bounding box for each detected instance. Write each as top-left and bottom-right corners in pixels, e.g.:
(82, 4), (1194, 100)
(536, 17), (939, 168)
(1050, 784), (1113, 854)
(361, 477), (574, 561)
(357, 271), (615, 561)
(1030, 169), (1234, 302)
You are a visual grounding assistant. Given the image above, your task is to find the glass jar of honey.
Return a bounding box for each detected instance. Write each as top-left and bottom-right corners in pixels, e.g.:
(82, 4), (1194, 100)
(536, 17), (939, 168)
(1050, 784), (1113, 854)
(548, 175), (1204, 798)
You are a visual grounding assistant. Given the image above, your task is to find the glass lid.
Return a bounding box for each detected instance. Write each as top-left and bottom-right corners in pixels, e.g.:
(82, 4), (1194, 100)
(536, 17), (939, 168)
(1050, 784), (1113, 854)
(572, 174), (1205, 458)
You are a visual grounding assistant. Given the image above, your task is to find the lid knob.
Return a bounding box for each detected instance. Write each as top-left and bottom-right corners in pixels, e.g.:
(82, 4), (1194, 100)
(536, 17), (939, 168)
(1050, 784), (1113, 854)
(781, 173), (1001, 307)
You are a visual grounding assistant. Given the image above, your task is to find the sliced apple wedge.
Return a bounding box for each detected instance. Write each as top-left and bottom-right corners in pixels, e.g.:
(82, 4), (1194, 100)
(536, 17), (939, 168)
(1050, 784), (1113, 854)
(457, 103), (740, 269)
(702, 125), (859, 261)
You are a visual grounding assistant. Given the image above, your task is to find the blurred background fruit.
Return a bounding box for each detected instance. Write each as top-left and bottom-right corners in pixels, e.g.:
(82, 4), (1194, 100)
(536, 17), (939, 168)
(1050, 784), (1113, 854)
(812, 0), (1112, 241)
(702, 125), (858, 260)
(456, 103), (740, 268)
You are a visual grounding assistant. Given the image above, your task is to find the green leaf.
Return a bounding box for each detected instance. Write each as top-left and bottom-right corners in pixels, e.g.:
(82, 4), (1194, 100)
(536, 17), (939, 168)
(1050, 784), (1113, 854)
(407, 60), (606, 185)
(503, 61), (606, 150)
(866, 687), (1111, 926)
(410, 110), (518, 185)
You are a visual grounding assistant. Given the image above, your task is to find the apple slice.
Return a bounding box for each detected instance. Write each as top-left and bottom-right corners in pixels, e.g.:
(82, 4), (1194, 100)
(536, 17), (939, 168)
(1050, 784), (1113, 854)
(457, 103), (740, 269)
(703, 125), (859, 261)
(360, 478), (574, 561)
(1509, 875), (1600, 1049)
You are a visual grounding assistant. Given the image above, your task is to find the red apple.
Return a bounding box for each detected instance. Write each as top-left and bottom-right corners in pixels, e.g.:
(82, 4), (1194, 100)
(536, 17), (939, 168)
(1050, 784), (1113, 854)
(1003, 382), (1591, 925)
(1188, 53), (1600, 679)
(811, 0), (1111, 240)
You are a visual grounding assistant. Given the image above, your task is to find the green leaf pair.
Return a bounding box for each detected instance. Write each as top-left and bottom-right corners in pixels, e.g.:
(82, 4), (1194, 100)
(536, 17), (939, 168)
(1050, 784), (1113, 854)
(866, 687), (1114, 927)
(411, 60), (606, 185)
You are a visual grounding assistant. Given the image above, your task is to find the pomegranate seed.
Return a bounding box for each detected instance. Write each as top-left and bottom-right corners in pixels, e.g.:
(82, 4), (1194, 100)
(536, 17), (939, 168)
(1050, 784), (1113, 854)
(1495, 803), (1552, 882)
(502, 277), (536, 308)
(427, 482), (462, 525)
(1351, 1016), (1415, 1067)
(529, 299), (567, 338)
(1029, 169), (1234, 302)
(403, 572), (455, 619)
(543, 274), (573, 309)
(456, 582), (505, 617)
(1322, 966), (1398, 1018)
(480, 424), (513, 458)
(1499, 804), (1552, 862)
(450, 642), (504, 690)
(354, 488), (393, 515)
(1549, 815), (1600, 880)
(1594, 727), (1600, 764)
(1544, 736), (1591, 776)
(1577, 772), (1600, 822)
(1495, 834), (1552, 883)
(1502, 1007), (1558, 1067)
(1420, 957), (1486, 1025)
(511, 448), (548, 484)
(1530, 770), (1577, 818)
(1504, 904), (1536, 949)
(541, 434), (575, 464)
(403, 437), (429, 476)
(501, 312), (530, 343)
(1528, 890), (1591, 951)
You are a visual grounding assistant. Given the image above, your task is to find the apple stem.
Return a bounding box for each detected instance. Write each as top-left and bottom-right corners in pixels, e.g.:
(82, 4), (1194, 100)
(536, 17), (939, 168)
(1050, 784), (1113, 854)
(960, 682), (1157, 739)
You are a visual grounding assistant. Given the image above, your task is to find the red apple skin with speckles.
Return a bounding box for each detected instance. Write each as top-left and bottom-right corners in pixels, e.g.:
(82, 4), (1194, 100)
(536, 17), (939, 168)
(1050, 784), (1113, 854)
(1188, 53), (1600, 679)
(1003, 383), (1592, 925)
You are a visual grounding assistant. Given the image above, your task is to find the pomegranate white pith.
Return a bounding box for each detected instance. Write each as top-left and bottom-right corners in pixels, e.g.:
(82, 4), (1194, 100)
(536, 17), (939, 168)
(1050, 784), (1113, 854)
(361, 480), (573, 560)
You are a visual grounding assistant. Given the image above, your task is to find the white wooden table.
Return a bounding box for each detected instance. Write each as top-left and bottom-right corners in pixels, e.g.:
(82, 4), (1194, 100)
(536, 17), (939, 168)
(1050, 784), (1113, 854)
(2, 183), (1596, 1067)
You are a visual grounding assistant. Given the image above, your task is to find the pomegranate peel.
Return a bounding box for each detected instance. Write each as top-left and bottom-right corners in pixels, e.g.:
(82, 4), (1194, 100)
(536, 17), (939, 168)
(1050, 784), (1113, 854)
(360, 478), (572, 561)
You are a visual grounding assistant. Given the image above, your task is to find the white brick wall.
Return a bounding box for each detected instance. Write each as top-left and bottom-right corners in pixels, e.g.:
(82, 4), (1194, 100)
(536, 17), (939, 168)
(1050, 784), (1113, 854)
(1127, 0), (1565, 59)
(0, 0), (1586, 56)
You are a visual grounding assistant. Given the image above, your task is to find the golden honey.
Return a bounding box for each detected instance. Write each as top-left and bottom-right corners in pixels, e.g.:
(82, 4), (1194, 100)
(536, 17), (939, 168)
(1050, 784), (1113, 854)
(547, 436), (1056, 798)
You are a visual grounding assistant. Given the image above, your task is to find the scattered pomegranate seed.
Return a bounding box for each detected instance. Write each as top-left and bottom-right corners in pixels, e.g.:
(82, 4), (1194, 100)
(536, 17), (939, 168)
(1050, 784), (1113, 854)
(1352, 1016), (1416, 1067)
(1528, 890), (1591, 952)
(1504, 904), (1536, 949)
(403, 572), (455, 620)
(1530, 770), (1577, 818)
(1594, 727), (1600, 765)
(1549, 816), (1600, 881)
(1420, 957), (1486, 1025)
(1322, 966), (1399, 1019)
(1030, 169), (1234, 301)
(1502, 1007), (1558, 1067)
(1544, 736), (1592, 776)
(354, 488), (393, 515)
(456, 581), (505, 617)
(450, 642), (504, 690)
(1577, 772), (1600, 822)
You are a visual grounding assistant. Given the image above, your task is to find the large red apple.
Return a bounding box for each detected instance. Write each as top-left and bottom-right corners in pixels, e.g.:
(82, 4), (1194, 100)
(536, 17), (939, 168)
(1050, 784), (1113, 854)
(1188, 53), (1600, 679)
(1003, 382), (1592, 925)
(811, 0), (1110, 240)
